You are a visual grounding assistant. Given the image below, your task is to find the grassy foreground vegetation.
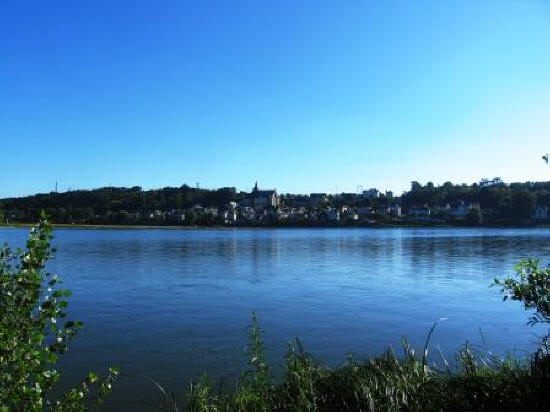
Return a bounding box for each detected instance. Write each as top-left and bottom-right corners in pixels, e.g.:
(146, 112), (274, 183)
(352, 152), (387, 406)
(178, 317), (550, 411)
(1, 217), (549, 411)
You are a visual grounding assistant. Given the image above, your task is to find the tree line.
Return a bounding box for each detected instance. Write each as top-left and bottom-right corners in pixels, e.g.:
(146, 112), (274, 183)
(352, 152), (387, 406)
(1, 179), (549, 225)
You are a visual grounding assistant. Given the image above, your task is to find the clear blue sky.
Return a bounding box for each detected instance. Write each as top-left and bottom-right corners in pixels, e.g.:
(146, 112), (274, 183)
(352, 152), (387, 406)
(1, 0), (549, 198)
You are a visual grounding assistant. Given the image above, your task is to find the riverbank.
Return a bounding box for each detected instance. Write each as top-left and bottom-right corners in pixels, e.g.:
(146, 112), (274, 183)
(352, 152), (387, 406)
(2, 222), (550, 230)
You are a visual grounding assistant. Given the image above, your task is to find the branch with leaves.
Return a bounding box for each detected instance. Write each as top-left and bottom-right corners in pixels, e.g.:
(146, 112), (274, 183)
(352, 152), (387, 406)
(494, 259), (550, 326)
(0, 211), (118, 410)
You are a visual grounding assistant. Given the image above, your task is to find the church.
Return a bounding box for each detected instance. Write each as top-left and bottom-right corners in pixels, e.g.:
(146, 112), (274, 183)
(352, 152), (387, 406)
(249, 182), (280, 210)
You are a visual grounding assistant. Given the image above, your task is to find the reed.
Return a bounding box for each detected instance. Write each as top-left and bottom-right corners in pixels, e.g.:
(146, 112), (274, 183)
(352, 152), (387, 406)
(164, 315), (550, 411)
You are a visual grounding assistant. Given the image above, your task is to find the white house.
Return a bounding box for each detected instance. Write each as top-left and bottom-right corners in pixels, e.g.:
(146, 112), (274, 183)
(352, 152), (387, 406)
(221, 209), (237, 224)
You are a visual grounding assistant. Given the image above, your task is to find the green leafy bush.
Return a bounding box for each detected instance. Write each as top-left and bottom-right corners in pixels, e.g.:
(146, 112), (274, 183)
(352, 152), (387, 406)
(0, 212), (118, 411)
(494, 258), (550, 325)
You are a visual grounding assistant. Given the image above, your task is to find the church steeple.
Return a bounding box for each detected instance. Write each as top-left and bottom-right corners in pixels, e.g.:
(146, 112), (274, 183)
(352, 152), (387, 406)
(253, 181), (258, 192)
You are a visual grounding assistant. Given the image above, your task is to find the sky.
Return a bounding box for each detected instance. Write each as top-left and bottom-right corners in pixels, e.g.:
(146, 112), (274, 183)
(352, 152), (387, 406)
(1, 0), (550, 198)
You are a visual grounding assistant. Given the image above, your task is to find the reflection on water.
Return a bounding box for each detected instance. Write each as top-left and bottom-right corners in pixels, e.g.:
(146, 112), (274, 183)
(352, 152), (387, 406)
(1, 227), (549, 411)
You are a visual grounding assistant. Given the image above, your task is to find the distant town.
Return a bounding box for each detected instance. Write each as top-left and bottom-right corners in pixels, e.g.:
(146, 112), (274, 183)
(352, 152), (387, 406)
(1, 178), (550, 227)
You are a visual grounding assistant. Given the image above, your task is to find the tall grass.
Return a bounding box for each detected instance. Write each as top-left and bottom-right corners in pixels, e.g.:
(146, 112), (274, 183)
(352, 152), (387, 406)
(153, 315), (550, 411)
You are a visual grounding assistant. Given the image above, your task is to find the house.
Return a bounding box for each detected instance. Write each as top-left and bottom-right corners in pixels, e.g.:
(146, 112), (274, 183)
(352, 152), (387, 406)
(408, 206), (431, 219)
(149, 209), (164, 219)
(343, 210), (358, 221)
(362, 188), (379, 198)
(284, 195), (309, 208)
(221, 209), (237, 224)
(204, 207), (219, 217)
(167, 210), (185, 223)
(376, 206), (391, 215)
(277, 208), (290, 221)
(432, 203), (451, 216)
(390, 205), (402, 217)
(249, 182), (280, 210)
(326, 209), (340, 222)
(532, 206), (549, 220)
(289, 208), (307, 221)
(358, 207), (372, 220)
(449, 201), (480, 220)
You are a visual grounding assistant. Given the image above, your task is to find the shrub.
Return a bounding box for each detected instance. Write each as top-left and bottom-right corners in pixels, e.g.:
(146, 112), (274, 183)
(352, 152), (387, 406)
(494, 258), (550, 325)
(0, 212), (118, 411)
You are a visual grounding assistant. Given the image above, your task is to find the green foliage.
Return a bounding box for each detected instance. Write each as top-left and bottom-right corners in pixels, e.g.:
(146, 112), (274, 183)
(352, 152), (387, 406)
(0, 185), (238, 225)
(2, 179), (550, 226)
(183, 315), (550, 411)
(494, 259), (550, 325)
(234, 313), (273, 410)
(185, 210), (198, 226)
(0, 213), (118, 410)
(510, 191), (537, 220)
(466, 208), (483, 225)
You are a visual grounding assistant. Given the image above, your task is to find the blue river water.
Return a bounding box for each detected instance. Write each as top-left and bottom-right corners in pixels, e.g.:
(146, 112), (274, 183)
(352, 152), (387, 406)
(1, 227), (548, 410)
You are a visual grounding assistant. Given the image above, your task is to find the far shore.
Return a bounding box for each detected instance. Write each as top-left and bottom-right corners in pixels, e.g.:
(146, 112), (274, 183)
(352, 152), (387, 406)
(2, 222), (550, 230)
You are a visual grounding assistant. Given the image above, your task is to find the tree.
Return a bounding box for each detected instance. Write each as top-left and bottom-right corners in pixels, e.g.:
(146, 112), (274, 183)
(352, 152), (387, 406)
(185, 210), (197, 226)
(494, 259), (550, 325)
(510, 191), (536, 220)
(0, 212), (118, 409)
(465, 208), (483, 226)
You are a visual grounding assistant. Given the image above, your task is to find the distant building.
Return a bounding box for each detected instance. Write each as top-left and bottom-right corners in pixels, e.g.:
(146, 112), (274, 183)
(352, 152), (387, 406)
(326, 209), (340, 222)
(249, 182), (280, 210)
(167, 210), (185, 223)
(362, 188), (379, 198)
(449, 201), (480, 220)
(343, 210), (358, 221)
(532, 206), (549, 220)
(358, 207), (372, 220)
(390, 205), (402, 217)
(409, 206), (431, 219)
(288, 208), (307, 221)
(221, 209), (237, 224)
(432, 203), (451, 216)
(376, 206), (391, 215)
(284, 194), (309, 208)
